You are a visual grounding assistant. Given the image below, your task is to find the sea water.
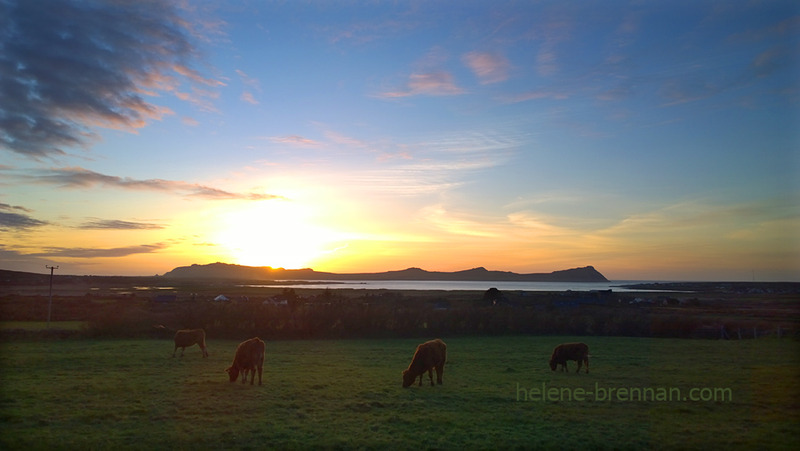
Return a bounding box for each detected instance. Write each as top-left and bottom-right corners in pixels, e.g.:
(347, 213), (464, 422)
(240, 280), (668, 292)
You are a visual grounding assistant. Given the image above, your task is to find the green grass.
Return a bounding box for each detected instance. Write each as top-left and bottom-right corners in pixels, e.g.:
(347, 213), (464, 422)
(1, 336), (798, 449)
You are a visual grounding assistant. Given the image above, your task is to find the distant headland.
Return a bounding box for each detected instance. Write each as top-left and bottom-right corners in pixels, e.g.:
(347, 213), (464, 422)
(161, 262), (609, 283)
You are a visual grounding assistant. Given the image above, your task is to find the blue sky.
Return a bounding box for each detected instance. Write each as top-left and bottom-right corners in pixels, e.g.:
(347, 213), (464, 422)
(1, 0), (798, 281)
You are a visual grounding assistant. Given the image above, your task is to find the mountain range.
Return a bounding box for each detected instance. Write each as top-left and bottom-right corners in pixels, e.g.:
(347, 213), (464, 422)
(161, 263), (608, 282)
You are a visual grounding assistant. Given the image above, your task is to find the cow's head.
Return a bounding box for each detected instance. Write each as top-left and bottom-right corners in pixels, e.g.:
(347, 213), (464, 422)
(549, 348), (561, 371)
(402, 369), (415, 388)
(225, 366), (240, 382)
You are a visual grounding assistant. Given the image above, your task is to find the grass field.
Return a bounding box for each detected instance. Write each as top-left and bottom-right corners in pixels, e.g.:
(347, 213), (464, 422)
(1, 336), (798, 449)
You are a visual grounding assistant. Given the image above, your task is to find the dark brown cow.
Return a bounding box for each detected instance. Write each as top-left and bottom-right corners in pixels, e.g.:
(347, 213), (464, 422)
(226, 337), (266, 385)
(402, 339), (447, 388)
(172, 329), (209, 358)
(549, 342), (589, 373)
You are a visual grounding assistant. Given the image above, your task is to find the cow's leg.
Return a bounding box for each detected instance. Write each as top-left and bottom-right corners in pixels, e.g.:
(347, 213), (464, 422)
(172, 345), (178, 357)
(418, 374), (423, 387)
(250, 367), (255, 385)
(428, 368), (435, 386)
(576, 359), (583, 373)
(257, 365), (263, 386)
(180, 347), (185, 357)
(435, 364), (444, 385)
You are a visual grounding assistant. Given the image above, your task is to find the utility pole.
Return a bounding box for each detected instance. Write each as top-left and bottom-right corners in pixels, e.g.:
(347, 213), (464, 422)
(46, 265), (58, 328)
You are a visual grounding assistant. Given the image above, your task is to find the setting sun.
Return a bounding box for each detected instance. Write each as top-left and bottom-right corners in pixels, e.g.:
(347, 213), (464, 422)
(214, 200), (342, 270)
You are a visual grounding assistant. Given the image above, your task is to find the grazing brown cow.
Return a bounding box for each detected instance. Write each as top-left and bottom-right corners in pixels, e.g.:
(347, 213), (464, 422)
(402, 339), (447, 388)
(226, 337), (266, 386)
(549, 342), (589, 373)
(172, 329), (209, 358)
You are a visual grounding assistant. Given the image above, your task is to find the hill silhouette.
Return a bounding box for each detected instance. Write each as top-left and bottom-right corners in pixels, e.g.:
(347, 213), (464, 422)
(161, 263), (608, 282)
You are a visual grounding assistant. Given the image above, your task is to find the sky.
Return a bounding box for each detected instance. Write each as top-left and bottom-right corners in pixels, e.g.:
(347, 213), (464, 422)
(1, 0), (798, 281)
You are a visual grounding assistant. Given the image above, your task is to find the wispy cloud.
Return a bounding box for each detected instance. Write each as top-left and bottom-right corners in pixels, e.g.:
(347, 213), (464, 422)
(379, 72), (465, 98)
(21, 167), (281, 201)
(240, 92), (259, 105)
(659, 76), (722, 106)
(377, 47), (466, 98)
(584, 198), (800, 265)
(419, 205), (501, 238)
(463, 51), (510, 84)
(0, 0), (220, 159)
(535, 20), (572, 76)
(608, 199), (798, 233)
(321, 14), (420, 45)
(236, 69), (261, 105)
(236, 69), (260, 88)
(344, 130), (519, 196)
(269, 135), (321, 146)
(76, 219), (165, 230)
(728, 15), (800, 44)
(323, 130), (368, 148)
(506, 211), (573, 237)
(499, 89), (569, 104)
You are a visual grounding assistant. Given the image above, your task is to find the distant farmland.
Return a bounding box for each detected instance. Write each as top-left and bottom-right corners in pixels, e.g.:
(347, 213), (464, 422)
(1, 279), (798, 340)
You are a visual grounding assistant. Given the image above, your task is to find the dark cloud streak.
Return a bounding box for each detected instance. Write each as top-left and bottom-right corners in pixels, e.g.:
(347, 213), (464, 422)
(0, 246), (58, 273)
(31, 243), (168, 258)
(0, 0), (215, 158)
(0, 203), (48, 230)
(0, 202), (33, 213)
(0, 211), (48, 230)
